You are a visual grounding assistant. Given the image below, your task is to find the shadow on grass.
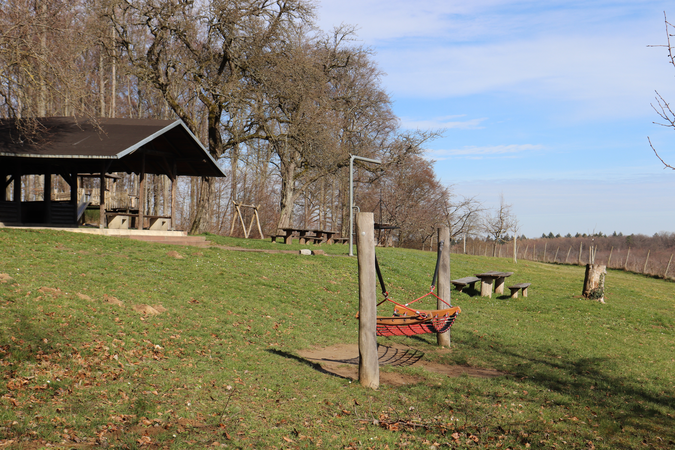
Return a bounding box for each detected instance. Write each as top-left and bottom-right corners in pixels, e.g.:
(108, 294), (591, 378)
(458, 335), (675, 444)
(0, 311), (65, 363)
(453, 287), (480, 297)
(266, 349), (351, 380)
(268, 345), (426, 378)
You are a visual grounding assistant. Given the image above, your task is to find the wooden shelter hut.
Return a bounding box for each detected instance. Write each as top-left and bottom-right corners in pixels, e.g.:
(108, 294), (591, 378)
(0, 117), (225, 230)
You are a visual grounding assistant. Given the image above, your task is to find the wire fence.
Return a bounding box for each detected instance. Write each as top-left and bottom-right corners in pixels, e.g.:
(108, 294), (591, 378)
(451, 240), (675, 281)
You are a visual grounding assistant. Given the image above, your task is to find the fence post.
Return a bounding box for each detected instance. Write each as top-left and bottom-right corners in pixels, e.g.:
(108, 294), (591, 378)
(665, 254), (673, 279)
(356, 212), (379, 389)
(625, 248), (631, 270)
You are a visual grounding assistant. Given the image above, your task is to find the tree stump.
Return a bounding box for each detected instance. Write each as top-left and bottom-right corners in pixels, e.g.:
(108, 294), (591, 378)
(583, 264), (606, 303)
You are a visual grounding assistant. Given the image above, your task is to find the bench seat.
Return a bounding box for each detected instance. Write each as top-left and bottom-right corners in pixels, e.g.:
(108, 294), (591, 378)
(271, 235), (292, 244)
(507, 283), (531, 298)
(451, 276), (480, 292)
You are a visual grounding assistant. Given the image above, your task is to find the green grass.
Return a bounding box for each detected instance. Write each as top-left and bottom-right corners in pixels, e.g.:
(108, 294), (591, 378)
(0, 228), (673, 449)
(204, 232), (353, 256)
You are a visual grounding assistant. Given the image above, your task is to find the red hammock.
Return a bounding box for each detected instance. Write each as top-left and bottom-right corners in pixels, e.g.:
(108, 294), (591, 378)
(368, 240), (461, 337)
(376, 304), (461, 337)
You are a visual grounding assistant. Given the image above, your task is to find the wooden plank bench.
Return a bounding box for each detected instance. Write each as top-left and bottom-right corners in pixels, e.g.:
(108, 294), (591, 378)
(507, 283), (531, 298)
(299, 235), (321, 244)
(332, 237), (349, 244)
(451, 276), (480, 293)
(271, 234), (292, 244)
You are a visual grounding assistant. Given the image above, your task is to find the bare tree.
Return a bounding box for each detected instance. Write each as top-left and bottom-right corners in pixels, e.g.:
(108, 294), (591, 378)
(255, 26), (399, 231)
(441, 192), (483, 241)
(483, 194), (515, 257)
(0, 0), (99, 120)
(108, 0), (314, 234)
(363, 154), (447, 249)
(649, 12), (675, 170)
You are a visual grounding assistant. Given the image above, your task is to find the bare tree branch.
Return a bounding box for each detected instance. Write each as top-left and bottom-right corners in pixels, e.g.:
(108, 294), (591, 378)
(648, 136), (675, 170)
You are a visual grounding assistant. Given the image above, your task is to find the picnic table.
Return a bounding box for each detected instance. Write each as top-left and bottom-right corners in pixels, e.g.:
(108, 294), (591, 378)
(272, 227), (338, 245)
(475, 271), (514, 297)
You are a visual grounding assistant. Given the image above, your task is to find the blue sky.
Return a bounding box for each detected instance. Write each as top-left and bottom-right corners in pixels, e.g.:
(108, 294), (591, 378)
(317, 0), (675, 238)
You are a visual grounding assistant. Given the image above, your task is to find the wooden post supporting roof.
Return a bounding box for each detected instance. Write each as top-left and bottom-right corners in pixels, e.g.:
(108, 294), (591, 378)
(356, 212), (379, 389)
(99, 165), (105, 229)
(170, 162), (177, 231)
(138, 153), (145, 230)
(437, 226), (451, 347)
(14, 165), (21, 220)
(44, 171), (52, 224)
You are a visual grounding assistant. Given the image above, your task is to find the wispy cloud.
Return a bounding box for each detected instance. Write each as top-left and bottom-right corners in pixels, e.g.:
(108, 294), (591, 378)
(318, 1), (675, 120)
(427, 144), (544, 160)
(401, 115), (487, 130)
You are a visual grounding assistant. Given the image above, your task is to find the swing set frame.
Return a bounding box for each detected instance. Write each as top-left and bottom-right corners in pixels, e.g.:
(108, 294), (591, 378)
(229, 201), (264, 239)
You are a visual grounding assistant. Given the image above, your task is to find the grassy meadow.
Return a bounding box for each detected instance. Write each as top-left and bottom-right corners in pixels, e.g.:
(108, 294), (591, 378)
(0, 228), (673, 449)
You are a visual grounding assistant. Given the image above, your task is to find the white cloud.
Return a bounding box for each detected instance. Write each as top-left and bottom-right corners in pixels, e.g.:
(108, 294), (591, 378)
(400, 115), (487, 130)
(381, 34), (673, 109)
(426, 144), (544, 159)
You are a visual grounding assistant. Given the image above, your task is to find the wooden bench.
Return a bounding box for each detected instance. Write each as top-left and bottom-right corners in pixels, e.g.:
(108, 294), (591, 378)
(451, 276), (480, 293)
(332, 237), (349, 245)
(271, 235), (292, 244)
(507, 283), (531, 298)
(299, 235), (321, 244)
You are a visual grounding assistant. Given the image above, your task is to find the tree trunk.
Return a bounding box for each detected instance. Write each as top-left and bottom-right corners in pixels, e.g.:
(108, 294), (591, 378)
(189, 176), (214, 235)
(229, 145), (239, 235)
(276, 160), (297, 230)
(583, 264), (606, 303)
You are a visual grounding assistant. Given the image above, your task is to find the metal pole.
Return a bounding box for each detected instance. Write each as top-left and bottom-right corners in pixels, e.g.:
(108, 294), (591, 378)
(349, 154), (382, 256)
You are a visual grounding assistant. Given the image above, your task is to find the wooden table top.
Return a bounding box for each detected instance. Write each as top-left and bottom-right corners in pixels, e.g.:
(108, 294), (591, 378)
(475, 271), (514, 278)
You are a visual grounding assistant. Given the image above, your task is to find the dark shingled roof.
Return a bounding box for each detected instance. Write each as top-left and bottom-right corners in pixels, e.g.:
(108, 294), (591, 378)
(0, 117), (226, 177)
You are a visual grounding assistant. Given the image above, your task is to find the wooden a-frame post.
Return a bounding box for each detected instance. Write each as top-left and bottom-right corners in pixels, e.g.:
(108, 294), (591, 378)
(229, 201), (264, 239)
(356, 212), (379, 389)
(437, 226), (452, 347)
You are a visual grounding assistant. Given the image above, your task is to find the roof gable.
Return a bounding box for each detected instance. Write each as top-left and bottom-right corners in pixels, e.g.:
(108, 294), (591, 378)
(0, 117), (226, 177)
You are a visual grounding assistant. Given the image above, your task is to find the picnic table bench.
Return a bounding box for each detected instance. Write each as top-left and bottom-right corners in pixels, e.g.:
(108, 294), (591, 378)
(451, 276), (480, 293)
(475, 271), (514, 297)
(507, 283), (531, 298)
(271, 228), (338, 245)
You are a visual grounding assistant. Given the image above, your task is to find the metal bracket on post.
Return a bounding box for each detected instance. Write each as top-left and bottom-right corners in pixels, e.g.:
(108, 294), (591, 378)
(349, 154), (382, 257)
